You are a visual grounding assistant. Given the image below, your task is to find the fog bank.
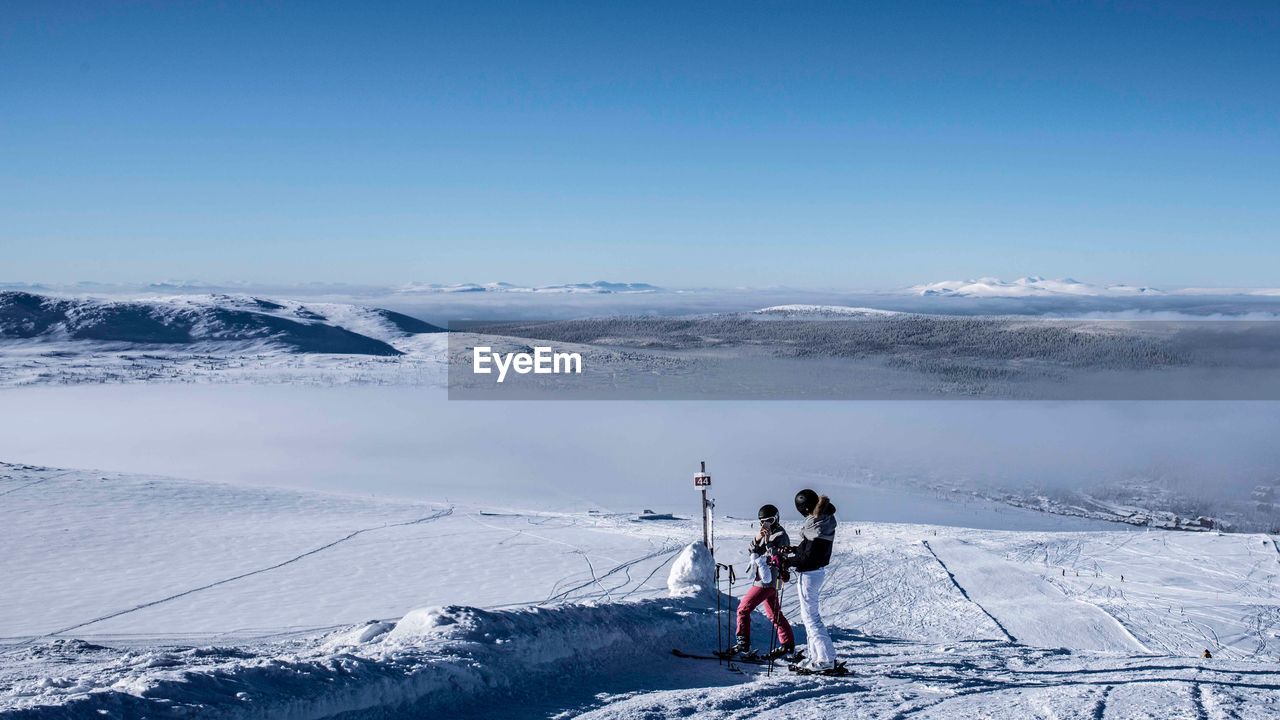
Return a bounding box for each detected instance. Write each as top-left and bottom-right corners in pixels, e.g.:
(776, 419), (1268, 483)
(2, 386), (1276, 523)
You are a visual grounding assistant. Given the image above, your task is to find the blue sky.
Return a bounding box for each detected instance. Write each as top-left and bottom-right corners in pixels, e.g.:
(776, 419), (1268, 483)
(2, 1), (1277, 289)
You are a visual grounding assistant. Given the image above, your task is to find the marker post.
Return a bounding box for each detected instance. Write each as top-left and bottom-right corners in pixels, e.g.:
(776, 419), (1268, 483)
(694, 461), (713, 555)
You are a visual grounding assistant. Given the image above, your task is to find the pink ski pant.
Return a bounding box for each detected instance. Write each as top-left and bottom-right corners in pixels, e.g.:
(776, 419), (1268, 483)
(735, 585), (794, 645)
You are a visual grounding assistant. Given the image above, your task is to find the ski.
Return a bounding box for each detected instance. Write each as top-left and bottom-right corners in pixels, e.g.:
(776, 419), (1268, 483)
(670, 648), (773, 666)
(673, 649), (849, 677)
(788, 661), (851, 677)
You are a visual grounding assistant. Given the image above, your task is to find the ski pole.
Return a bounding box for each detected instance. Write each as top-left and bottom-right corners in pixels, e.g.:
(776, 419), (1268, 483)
(714, 563), (723, 663)
(768, 568), (785, 676)
(766, 603), (777, 675)
(764, 554), (776, 675)
(727, 562), (736, 654)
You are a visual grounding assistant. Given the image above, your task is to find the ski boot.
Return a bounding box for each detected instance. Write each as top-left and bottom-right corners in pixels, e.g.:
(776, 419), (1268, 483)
(766, 641), (796, 661)
(716, 636), (753, 660)
(789, 659), (849, 677)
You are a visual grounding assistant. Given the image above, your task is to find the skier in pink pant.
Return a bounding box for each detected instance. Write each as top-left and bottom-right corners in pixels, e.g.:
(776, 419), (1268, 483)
(728, 504), (795, 659)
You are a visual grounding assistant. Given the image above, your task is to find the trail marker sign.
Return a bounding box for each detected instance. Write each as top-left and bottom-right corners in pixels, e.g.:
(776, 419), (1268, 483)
(695, 461), (714, 553)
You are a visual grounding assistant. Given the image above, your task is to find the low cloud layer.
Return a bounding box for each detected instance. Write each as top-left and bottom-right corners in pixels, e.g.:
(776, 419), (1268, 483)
(1, 386), (1275, 523)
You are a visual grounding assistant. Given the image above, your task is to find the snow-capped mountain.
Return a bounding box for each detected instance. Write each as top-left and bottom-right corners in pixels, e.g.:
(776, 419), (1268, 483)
(909, 276), (1162, 298)
(396, 280), (662, 294)
(0, 291), (443, 356)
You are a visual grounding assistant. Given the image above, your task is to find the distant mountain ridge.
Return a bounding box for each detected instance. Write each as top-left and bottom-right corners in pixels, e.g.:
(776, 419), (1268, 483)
(910, 276), (1162, 298)
(8, 279), (1280, 300)
(396, 280), (662, 294)
(0, 292), (444, 356)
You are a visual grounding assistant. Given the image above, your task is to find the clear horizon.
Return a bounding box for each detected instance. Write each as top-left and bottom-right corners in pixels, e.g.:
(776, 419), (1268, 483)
(3, 2), (1277, 287)
(6, 274), (1280, 295)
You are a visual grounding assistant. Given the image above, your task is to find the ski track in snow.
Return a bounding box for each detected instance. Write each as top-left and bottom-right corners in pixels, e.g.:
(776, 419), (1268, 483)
(586, 644), (1280, 720)
(542, 545), (683, 605)
(921, 539), (1018, 643)
(12, 508), (454, 645)
(926, 538), (1149, 653)
(0, 470), (74, 498)
(463, 512), (682, 607)
(991, 531), (1280, 663)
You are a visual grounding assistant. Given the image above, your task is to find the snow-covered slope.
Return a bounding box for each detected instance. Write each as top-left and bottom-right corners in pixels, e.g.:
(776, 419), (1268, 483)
(925, 538), (1148, 652)
(0, 292), (443, 354)
(4, 463), (1280, 718)
(0, 464), (680, 640)
(0, 293), (449, 387)
(910, 276), (1163, 297)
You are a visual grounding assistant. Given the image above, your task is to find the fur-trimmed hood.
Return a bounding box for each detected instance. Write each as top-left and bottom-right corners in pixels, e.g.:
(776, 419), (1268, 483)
(812, 495), (836, 517)
(802, 495), (838, 543)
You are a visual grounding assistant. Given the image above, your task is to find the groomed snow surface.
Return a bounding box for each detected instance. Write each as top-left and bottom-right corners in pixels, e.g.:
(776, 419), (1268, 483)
(3, 464), (1280, 719)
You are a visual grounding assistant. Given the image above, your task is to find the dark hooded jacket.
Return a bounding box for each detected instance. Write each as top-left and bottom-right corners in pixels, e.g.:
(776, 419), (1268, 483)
(789, 495), (837, 572)
(748, 524), (790, 587)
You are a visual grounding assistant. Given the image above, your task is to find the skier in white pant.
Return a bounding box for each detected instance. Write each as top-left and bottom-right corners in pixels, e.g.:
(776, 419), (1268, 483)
(785, 488), (838, 671)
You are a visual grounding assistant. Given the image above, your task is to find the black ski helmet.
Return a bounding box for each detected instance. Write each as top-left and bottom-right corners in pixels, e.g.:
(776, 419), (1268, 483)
(795, 489), (819, 516)
(757, 504), (779, 523)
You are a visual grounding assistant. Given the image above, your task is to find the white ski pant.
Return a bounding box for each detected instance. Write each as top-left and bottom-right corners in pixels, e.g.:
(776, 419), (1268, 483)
(796, 567), (836, 666)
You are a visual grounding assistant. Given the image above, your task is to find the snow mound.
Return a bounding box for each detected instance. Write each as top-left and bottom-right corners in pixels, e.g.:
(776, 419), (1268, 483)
(910, 276), (1162, 298)
(667, 542), (714, 597)
(319, 620), (396, 650)
(8, 598), (717, 718)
